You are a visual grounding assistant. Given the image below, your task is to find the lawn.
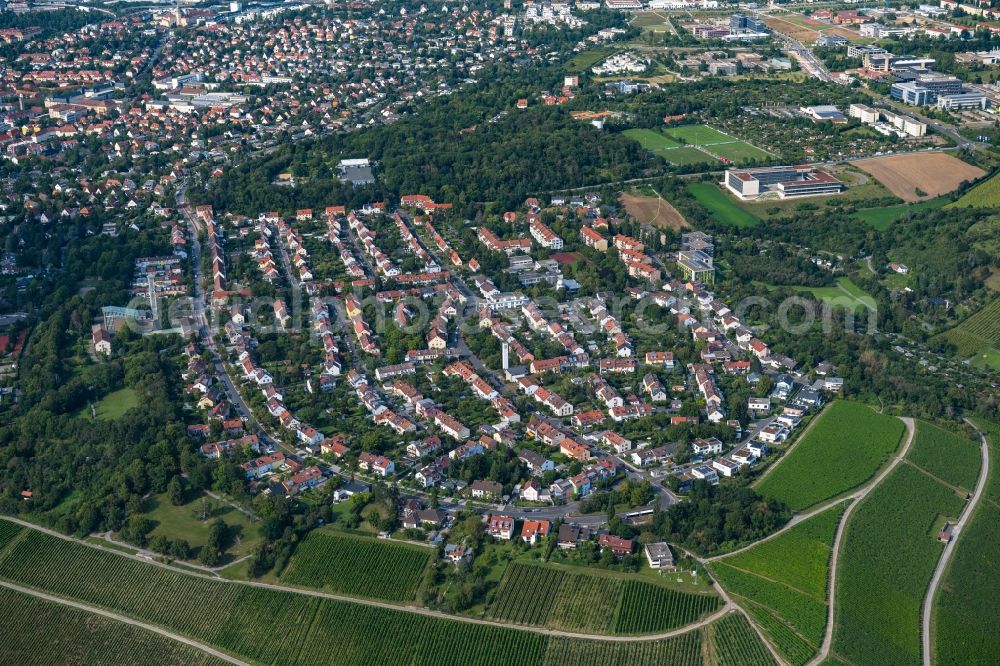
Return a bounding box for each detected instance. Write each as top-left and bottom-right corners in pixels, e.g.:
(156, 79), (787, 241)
(709, 504), (844, 665)
(756, 401), (905, 511)
(854, 198), (947, 230)
(833, 463), (965, 665)
(665, 124), (734, 146)
(88, 387), (140, 420)
(759, 277), (875, 315)
(907, 420), (981, 492)
(279, 528), (432, 601)
(933, 419), (1000, 665)
(686, 182), (759, 227)
(141, 492), (262, 562)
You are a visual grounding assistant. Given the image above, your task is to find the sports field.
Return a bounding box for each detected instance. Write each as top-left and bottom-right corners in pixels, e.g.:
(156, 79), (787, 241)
(624, 125), (769, 166)
(666, 124), (771, 164)
(665, 125), (734, 145)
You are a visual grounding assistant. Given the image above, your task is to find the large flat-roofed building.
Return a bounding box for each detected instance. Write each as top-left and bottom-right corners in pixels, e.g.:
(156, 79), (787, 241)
(891, 72), (963, 106)
(936, 92), (989, 110)
(849, 103), (880, 124)
(891, 81), (931, 106)
(724, 166), (844, 200)
(338, 158), (375, 186)
(677, 249), (715, 283)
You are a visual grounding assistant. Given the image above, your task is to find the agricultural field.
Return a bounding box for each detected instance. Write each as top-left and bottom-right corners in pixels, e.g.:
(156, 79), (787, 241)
(854, 153), (985, 202)
(0, 586), (228, 666)
(935, 298), (1000, 371)
(933, 419), (1000, 665)
(907, 421), (982, 492)
(832, 463), (966, 665)
(951, 170), (1000, 208)
(279, 528), (431, 601)
(712, 564), (827, 660)
(853, 198), (947, 229)
(756, 401), (905, 511)
(762, 15), (821, 43)
(489, 562), (721, 635)
(709, 612), (777, 666)
(620, 190), (689, 230)
(0, 521), (779, 666)
(709, 505), (844, 665)
(686, 182), (759, 227)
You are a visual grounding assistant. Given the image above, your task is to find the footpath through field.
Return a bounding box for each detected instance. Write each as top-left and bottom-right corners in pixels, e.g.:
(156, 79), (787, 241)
(0, 579), (250, 666)
(0, 515), (731, 644)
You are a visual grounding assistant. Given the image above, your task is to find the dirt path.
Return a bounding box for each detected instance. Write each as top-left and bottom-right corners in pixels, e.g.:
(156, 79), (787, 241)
(0, 515), (728, 644)
(808, 416), (916, 666)
(0, 579), (249, 666)
(921, 418), (990, 666)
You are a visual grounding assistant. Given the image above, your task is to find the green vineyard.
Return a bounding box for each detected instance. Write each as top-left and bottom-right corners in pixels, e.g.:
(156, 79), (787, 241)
(934, 419), (1000, 666)
(614, 579), (723, 635)
(708, 504), (844, 665)
(0, 585), (229, 666)
(540, 630), (706, 666)
(757, 401), (905, 511)
(488, 562), (563, 625)
(0, 520), (775, 666)
(907, 420), (982, 492)
(488, 561), (721, 635)
(833, 464), (965, 665)
(279, 529), (431, 601)
(709, 612), (777, 666)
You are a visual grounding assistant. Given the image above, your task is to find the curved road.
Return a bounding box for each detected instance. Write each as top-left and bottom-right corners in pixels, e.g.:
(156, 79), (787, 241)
(0, 579), (249, 666)
(808, 416), (916, 666)
(921, 419), (990, 666)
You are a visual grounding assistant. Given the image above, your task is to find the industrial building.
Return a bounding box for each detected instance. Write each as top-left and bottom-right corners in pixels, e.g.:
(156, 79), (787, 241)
(724, 166), (844, 200)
